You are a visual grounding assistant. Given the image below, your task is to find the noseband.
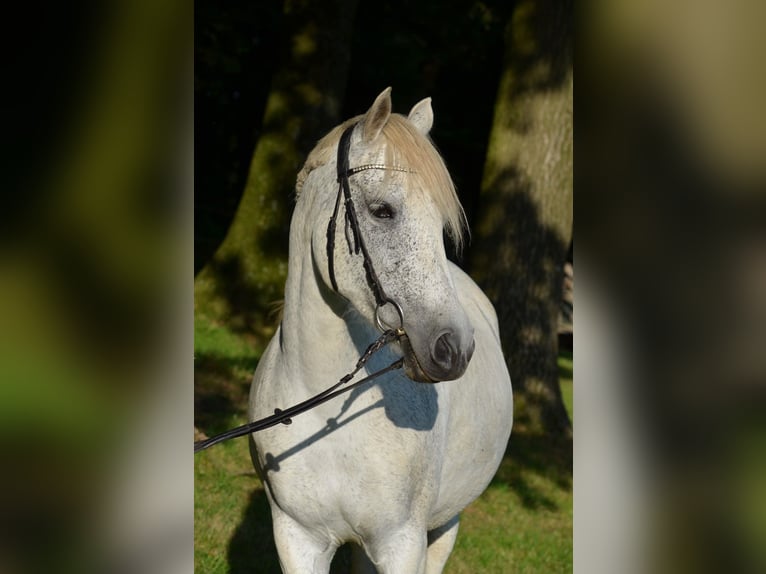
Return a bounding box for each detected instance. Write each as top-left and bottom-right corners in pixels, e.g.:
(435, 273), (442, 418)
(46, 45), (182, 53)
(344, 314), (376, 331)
(326, 123), (413, 332)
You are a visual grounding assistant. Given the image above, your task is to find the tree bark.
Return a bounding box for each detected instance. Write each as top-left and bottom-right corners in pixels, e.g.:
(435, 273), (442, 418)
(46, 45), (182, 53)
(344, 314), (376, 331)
(471, 0), (573, 438)
(194, 0), (359, 338)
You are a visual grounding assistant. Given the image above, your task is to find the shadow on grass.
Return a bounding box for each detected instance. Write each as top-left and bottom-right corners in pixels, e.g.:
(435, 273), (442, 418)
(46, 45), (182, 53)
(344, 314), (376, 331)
(226, 486), (356, 573)
(226, 488), (281, 573)
(194, 353), (260, 436)
(491, 429), (573, 512)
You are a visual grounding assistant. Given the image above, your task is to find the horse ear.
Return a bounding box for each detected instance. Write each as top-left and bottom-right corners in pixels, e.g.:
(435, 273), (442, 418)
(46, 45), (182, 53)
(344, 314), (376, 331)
(362, 87), (392, 143)
(407, 97), (433, 135)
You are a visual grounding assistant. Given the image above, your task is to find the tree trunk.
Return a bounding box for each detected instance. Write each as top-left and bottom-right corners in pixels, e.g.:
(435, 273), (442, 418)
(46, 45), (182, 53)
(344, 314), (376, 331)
(471, 0), (573, 438)
(194, 0), (359, 339)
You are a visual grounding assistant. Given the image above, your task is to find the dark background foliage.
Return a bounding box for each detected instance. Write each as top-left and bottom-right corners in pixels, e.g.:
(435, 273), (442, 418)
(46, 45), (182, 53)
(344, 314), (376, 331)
(194, 0), (512, 274)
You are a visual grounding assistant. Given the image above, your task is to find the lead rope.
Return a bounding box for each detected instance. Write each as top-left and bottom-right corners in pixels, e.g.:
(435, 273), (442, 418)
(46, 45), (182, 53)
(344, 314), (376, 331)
(194, 329), (402, 453)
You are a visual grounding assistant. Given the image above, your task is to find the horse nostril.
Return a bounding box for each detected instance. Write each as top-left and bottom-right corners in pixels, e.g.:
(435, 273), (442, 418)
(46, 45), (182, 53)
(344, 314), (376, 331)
(427, 330), (475, 380)
(432, 332), (458, 370)
(428, 331), (476, 381)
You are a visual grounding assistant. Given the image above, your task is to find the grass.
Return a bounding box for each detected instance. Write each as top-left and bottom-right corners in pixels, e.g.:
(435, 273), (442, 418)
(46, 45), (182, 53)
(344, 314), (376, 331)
(194, 315), (264, 436)
(195, 317), (572, 573)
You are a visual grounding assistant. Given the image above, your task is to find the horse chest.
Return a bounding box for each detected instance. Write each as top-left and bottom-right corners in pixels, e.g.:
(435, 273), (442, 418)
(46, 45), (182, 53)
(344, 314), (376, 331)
(256, 382), (446, 526)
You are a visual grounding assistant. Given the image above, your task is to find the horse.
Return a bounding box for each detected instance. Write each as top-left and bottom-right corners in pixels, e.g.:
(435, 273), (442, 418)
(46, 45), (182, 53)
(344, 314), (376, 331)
(248, 87), (513, 573)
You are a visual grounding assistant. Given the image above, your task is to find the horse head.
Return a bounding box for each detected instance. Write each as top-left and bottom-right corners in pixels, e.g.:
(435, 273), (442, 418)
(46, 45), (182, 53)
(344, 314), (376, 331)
(301, 88), (474, 382)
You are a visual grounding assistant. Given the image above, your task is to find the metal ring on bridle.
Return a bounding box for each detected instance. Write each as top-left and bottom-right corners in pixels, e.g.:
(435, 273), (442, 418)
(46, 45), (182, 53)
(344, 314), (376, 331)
(375, 298), (405, 335)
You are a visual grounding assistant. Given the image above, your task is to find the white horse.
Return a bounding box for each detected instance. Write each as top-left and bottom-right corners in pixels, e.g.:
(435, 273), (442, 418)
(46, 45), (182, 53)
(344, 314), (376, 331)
(248, 88), (513, 573)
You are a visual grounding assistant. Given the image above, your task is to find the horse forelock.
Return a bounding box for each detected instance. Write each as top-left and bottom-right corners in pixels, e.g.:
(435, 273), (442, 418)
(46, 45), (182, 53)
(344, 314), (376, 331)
(382, 115), (467, 250)
(295, 114), (467, 251)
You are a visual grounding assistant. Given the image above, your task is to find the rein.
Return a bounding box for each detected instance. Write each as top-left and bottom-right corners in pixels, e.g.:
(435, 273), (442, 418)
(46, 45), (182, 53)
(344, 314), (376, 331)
(195, 122), (414, 454)
(194, 330), (403, 453)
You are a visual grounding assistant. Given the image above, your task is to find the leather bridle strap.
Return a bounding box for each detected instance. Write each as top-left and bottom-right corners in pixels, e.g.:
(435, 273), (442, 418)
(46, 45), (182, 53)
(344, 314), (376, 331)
(326, 123), (390, 308)
(325, 126), (348, 294)
(194, 329), (403, 453)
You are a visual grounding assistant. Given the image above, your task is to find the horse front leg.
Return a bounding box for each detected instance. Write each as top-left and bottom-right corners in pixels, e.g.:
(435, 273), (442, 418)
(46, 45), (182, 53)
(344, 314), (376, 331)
(365, 527), (428, 574)
(426, 516), (460, 574)
(271, 508), (337, 574)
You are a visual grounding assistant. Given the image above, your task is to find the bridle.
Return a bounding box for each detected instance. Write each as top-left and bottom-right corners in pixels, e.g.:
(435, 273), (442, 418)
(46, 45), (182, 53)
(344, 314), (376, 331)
(327, 122), (414, 332)
(195, 122), (415, 453)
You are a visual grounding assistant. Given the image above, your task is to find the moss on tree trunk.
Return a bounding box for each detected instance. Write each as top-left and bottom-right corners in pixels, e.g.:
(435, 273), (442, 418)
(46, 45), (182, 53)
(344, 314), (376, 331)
(194, 0), (359, 339)
(472, 0), (573, 439)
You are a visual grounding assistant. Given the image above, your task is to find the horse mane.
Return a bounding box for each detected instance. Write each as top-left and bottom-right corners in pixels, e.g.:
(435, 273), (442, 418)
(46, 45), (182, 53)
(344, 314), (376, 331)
(296, 114), (467, 251)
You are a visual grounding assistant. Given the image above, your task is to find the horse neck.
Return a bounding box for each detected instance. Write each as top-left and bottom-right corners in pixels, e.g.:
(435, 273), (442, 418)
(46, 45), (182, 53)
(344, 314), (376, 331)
(279, 203), (368, 393)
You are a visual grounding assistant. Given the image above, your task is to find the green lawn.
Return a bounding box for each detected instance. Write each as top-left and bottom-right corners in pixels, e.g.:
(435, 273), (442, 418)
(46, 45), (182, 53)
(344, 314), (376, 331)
(195, 317), (572, 573)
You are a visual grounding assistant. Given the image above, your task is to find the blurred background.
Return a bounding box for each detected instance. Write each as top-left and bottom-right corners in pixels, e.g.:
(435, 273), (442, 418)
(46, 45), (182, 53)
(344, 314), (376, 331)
(578, 1), (766, 572)
(1, 0), (764, 572)
(0, 0), (192, 573)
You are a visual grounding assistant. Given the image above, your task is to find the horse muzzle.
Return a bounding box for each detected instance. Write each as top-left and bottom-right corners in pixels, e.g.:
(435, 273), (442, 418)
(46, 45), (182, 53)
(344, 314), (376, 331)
(400, 328), (475, 383)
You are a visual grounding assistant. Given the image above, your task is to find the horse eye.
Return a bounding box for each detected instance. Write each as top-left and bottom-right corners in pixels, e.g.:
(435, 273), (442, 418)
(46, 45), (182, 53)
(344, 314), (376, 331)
(370, 203), (395, 220)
